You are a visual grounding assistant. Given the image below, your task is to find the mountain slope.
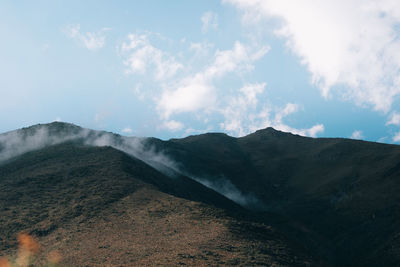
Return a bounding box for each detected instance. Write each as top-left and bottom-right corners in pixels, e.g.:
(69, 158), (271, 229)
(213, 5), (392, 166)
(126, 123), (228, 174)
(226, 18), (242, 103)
(0, 142), (316, 266)
(2, 122), (400, 266)
(148, 127), (400, 266)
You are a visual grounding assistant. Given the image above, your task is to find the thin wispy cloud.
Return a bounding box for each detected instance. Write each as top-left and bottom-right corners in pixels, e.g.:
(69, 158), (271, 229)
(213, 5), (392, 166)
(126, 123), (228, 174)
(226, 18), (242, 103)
(393, 132), (400, 142)
(121, 127), (134, 135)
(161, 120), (184, 131)
(120, 33), (183, 80)
(351, 130), (364, 140)
(190, 41), (214, 57)
(63, 24), (109, 51)
(201, 11), (218, 33)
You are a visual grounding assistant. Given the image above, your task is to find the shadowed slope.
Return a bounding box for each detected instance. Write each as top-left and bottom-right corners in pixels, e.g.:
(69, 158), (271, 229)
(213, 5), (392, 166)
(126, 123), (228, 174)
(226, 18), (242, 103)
(148, 127), (400, 266)
(0, 142), (317, 266)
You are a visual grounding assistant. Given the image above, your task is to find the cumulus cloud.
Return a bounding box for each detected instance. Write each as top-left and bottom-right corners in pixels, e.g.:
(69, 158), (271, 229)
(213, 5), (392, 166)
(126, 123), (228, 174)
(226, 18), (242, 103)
(351, 130), (364, 140)
(225, 0), (400, 113)
(220, 83), (324, 137)
(158, 42), (269, 118)
(64, 24), (108, 51)
(158, 75), (214, 118)
(120, 33), (183, 80)
(201, 11), (218, 33)
(119, 30), (321, 137)
(386, 112), (400, 126)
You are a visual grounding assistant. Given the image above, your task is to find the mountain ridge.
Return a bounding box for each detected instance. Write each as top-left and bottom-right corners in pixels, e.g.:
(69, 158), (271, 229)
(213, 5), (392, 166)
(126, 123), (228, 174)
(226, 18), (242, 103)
(1, 122), (400, 266)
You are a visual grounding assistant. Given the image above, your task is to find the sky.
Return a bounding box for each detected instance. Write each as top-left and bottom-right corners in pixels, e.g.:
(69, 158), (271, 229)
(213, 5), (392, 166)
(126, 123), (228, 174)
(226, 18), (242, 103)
(1, 0), (400, 143)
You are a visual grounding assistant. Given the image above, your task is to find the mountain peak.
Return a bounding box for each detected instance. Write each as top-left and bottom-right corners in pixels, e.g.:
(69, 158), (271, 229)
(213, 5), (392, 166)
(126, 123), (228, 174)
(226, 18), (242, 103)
(18, 121), (82, 135)
(245, 126), (297, 139)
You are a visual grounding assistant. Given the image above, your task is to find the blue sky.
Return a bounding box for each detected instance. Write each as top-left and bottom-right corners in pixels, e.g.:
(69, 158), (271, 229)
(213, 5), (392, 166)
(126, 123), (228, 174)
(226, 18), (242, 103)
(1, 0), (400, 143)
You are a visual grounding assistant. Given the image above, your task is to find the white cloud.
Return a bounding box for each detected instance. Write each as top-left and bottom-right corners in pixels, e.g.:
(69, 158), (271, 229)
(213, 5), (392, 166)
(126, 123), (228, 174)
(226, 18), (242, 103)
(351, 130), (364, 140)
(162, 120), (184, 131)
(206, 41), (269, 78)
(220, 83), (324, 137)
(220, 83), (266, 136)
(64, 24), (108, 51)
(225, 0), (400, 113)
(190, 41), (214, 56)
(119, 31), (321, 137)
(120, 33), (183, 80)
(201, 11), (218, 33)
(393, 132), (400, 142)
(158, 42), (269, 118)
(158, 74), (215, 119)
(121, 127), (134, 135)
(386, 112), (400, 126)
(133, 83), (145, 101)
(239, 83), (265, 105)
(304, 124), (325, 138)
(377, 136), (388, 143)
(257, 103), (324, 138)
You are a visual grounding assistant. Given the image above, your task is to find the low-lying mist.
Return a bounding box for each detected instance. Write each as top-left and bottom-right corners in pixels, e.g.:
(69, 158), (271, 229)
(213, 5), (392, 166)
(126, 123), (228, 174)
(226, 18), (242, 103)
(0, 123), (177, 173)
(0, 122), (261, 209)
(192, 176), (263, 209)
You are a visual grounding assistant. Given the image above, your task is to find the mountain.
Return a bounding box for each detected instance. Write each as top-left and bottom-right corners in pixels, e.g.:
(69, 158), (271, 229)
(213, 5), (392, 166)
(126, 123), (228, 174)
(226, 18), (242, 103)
(0, 124), (316, 266)
(1, 122), (400, 266)
(148, 127), (400, 266)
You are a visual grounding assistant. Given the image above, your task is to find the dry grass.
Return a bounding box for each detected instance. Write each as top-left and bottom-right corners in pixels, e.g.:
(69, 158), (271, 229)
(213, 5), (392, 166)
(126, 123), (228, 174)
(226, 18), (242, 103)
(1, 188), (312, 266)
(0, 141), (315, 266)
